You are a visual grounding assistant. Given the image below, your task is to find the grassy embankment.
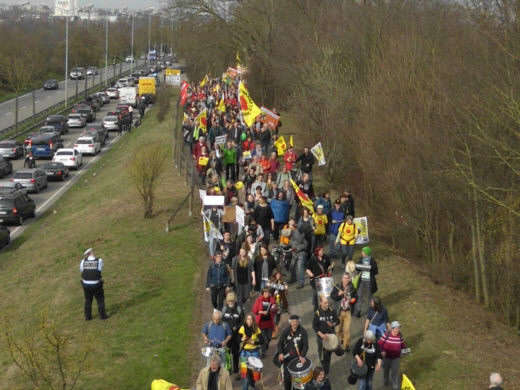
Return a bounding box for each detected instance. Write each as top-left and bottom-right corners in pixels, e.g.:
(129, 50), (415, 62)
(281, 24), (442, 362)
(0, 91), (206, 389)
(0, 72), (63, 103)
(281, 111), (520, 389)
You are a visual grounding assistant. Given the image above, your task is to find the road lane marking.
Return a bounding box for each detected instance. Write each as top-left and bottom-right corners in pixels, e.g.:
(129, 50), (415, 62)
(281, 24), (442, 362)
(9, 134), (121, 239)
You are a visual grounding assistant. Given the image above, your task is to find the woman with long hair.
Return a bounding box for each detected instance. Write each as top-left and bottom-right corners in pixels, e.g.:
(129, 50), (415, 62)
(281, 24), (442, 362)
(232, 247), (256, 306)
(304, 366), (332, 390)
(238, 313), (264, 388)
(267, 269), (289, 338)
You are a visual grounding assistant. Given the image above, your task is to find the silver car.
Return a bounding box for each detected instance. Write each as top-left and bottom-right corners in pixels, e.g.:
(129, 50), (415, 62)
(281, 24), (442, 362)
(102, 116), (119, 131)
(0, 140), (23, 159)
(68, 113), (86, 128)
(11, 169), (48, 194)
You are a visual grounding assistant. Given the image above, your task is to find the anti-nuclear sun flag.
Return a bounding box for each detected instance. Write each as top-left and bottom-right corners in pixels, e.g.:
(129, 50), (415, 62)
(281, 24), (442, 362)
(238, 81), (261, 127)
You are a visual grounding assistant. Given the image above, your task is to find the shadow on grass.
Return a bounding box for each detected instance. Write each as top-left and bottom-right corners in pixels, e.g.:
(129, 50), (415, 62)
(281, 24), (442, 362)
(109, 288), (161, 316)
(404, 332), (424, 350)
(379, 288), (413, 306)
(404, 352), (441, 379)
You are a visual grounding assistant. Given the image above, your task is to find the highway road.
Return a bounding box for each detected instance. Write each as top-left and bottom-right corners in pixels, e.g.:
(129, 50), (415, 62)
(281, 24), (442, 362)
(0, 84), (149, 244)
(0, 59), (147, 131)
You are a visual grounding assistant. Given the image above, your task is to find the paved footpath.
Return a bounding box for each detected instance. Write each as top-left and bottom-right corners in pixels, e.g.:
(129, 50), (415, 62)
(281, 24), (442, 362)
(229, 260), (386, 390)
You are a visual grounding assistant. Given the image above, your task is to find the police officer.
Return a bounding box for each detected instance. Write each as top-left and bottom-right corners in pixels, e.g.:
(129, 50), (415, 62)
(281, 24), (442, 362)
(79, 248), (108, 321)
(277, 314), (309, 390)
(313, 296), (339, 375)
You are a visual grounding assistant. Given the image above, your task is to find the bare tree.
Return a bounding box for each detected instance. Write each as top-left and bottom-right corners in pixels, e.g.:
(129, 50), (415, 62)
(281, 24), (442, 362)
(129, 140), (169, 218)
(1, 312), (92, 390)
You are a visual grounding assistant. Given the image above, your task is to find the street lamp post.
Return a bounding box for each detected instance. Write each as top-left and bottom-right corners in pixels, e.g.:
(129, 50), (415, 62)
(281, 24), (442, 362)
(131, 12), (134, 73)
(64, 14), (69, 106)
(105, 11), (108, 86)
(148, 12), (151, 62)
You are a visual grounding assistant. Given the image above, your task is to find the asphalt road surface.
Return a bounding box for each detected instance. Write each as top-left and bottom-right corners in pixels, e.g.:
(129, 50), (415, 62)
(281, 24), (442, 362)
(0, 90), (142, 243)
(0, 59), (146, 131)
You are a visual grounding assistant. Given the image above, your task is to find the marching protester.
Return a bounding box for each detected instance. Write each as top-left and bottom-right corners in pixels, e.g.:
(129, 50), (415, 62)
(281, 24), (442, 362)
(202, 310), (232, 366)
(312, 205), (329, 248)
(328, 200), (345, 259)
(352, 330), (382, 390)
(355, 246), (379, 317)
(196, 354), (232, 390)
(253, 245), (276, 292)
(336, 215), (358, 265)
(364, 296), (391, 340)
(296, 147), (315, 177)
(267, 269), (289, 338)
(488, 373), (504, 390)
(238, 313), (264, 388)
(313, 296), (340, 375)
(231, 247), (255, 307)
(306, 246), (333, 310)
(330, 272), (357, 352)
(289, 225), (308, 288)
(79, 248), (108, 321)
(221, 292), (244, 377)
(378, 321), (407, 390)
(206, 252), (231, 311)
(252, 287), (278, 358)
(277, 314), (309, 390)
(304, 367), (332, 390)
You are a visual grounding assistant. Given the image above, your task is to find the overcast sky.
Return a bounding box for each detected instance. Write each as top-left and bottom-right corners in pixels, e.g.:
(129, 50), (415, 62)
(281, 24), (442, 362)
(2, 0), (162, 10)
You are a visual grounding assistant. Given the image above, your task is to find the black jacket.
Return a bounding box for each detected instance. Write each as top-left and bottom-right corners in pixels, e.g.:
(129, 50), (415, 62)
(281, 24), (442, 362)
(330, 283), (357, 313)
(277, 325), (309, 361)
(312, 307), (339, 335)
(253, 255), (276, 291)
(296, 152), (315, 173)
(306, 255), (332, 288)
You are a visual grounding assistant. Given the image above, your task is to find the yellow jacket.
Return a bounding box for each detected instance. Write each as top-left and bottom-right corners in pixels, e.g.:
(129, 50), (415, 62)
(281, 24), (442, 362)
(238, 326), (262, 350)
(196, 366), (232, 390)
(313, 214), (328, 236)
(337, 221), (358, 245)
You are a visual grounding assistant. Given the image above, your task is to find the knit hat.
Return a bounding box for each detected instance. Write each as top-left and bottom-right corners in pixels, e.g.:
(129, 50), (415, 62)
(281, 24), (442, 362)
(289, 314), (300, 321)
(361, 246), (372, 256)
(391, 321), (401, 329)
(226, 292), (236, 303)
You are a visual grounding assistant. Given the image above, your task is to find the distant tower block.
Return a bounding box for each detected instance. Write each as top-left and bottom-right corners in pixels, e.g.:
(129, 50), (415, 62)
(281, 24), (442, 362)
(54, 0), (78, 17)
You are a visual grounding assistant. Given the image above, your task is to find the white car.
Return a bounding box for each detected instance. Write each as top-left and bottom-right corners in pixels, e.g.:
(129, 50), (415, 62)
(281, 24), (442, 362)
(116, 78), (130, 88)
(105, 88), (119, 99)
(67, 113), (86, 128)
(102, 116), (119, 131)
(125, 56), (135, 63)
(74, 136), (101, 156)
(52, 148), (83, 170)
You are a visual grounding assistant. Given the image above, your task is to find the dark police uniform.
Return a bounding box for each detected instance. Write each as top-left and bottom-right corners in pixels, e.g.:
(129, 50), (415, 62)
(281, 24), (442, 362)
(79, 250), (108, 320)
(312, 306), (339, 375)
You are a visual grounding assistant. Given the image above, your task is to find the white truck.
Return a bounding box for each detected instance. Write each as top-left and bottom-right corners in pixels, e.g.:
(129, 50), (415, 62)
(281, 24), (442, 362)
(118, 86), (137, 107)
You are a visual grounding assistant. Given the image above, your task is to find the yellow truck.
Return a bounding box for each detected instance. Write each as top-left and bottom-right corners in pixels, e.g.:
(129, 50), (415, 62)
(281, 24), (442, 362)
(138, 77), (156, 96)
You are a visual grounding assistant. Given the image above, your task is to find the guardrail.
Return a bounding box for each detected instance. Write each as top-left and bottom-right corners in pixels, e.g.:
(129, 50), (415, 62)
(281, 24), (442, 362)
(0, 61), (149, 141)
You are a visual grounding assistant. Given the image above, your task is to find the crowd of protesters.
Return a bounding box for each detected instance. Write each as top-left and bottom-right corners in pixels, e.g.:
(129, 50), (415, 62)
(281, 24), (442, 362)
(188, 72), (506, 390)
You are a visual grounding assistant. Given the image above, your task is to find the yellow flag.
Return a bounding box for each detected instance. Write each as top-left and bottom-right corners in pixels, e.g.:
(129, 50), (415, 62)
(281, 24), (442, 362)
(274, 136), (287, 156)
(401, 374), (416, 390)
(218, 98), (226, 113)
(195, 108), (207, 133)
(290, 179), (314, 213)
(200, 74), (208, 87)
(238, 81), (261, 127)
(236, 50), (241, 65)
(183, 112), (189, 122)
(289, 135), (294, 147)
(213, 83), (220, 92)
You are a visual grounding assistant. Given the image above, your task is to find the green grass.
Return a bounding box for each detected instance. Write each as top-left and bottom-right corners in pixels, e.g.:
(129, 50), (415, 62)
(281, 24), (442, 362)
(0, 91), (206, 389)
(0, 72), (63, 103)
(279, 110), (520, 389)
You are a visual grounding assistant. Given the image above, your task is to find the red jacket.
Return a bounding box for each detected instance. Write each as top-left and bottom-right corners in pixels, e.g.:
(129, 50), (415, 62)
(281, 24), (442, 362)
(268, 158), (280, 174)
(252, 295), (277, 329)
(284, 151), (297, 170)
(378, 331), (406, 359)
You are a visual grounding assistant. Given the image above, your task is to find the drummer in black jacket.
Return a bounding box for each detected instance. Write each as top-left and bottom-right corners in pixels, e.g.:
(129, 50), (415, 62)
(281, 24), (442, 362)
(313, 296), (339, 375)
(306, 246), (333, 310)
(277, 314), (309, 390)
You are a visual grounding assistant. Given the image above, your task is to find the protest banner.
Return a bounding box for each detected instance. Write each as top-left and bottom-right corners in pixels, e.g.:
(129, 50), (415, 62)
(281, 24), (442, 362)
(311, 142), (326, 166)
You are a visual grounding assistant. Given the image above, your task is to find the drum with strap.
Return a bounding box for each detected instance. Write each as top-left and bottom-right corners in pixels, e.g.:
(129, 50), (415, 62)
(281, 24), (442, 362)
(322, 334), (345, 356)
(246, 356), (263, 382)
(287, 358), (313, 389)
(315, 277), (334, 299)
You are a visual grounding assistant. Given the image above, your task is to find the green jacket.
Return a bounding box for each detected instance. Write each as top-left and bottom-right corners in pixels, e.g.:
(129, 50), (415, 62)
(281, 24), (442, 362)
(222, 147), (236, 165)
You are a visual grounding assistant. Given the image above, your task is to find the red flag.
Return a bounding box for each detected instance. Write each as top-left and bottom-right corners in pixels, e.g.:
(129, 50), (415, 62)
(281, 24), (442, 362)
(180, 81), (189, 105)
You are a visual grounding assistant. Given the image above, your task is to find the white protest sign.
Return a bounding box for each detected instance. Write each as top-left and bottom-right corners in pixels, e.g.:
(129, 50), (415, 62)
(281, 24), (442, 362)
(235, 205), (245, 227)
(203, 195), (225, 206)
(215, 135), (227, 146)
(353, 216), (370, 244)
(311, 142), (326, 166)
(199, 189), (207, 200)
